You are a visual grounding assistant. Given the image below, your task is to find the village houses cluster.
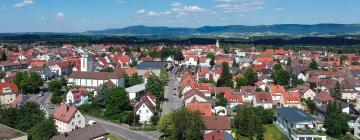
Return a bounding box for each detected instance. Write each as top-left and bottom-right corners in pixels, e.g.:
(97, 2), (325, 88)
(1, 40), (360, 139)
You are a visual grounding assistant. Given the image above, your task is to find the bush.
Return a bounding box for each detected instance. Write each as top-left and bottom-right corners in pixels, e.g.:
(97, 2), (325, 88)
(50, 96), (62, 104)
(150, 114), (160, 125)
(119, 111), (139, 125)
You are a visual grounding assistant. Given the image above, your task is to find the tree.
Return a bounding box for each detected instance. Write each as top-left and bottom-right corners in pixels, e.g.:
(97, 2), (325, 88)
(236, 77), (248, 88)
(15, 72), (44, 94)
(158, 113), (174, 136)
(160, 69), (169, 83)
(15, 102), (45, 132)
(217, 62), (233, 88)
(206, 52), (215, 59)
(145, 75), (164, 100)
(273, 69), (291, 87)
(272, 63), (283, 72)
(95, 84), (113, 108)
(234, 106), (265, 140)
(0, 71), (5, 79)
(123, 73), (130, 87)
(59, 76), (67, 86)
(330, 81), (341, 100)
(216, 93), (227, 107)
(324, 102), (349, 137)
(172, 108), (204, 140)
(244, 68), (258, 86)
(310, 59), (319, 70)
(0, 50), (7, 61)
(48, 80), (62, 95)
(340, 55), (348, 64)
(209, 58), (215, 68)
(304, 98), (316, 114)
(286, 58), (292, 66)
(128, 73), (143, 86)
(150, 114), (160, 125)
(28, 119), (57, 140)
(104, 87), (130, 119)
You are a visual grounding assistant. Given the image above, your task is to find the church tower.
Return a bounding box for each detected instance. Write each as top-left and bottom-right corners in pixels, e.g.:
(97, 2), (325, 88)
(215, 39), (220, 48)
(81, 51), (93, 72)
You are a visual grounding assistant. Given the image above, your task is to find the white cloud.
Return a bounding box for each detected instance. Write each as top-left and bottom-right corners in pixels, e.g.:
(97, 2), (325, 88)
(274, 8), (284, 12)
(14, 0), (34, 8)
(171, 2), (181, 7)
(37, 16), (46, 21)
(136, 9), (145, 14)
(55, 12), (65, 20)
(145, 11), (160, 17)
(214, 0), (264, 13)
(171, 5), (207, 17)
(115, 0), (125, 4)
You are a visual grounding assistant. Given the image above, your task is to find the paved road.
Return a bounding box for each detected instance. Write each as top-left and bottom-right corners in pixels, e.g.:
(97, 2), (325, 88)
(162, 67), (183, 116)
(86, 115), (161, 140)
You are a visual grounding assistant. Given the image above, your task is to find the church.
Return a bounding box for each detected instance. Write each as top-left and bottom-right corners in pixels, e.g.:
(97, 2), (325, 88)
(68, 51), (125, 88)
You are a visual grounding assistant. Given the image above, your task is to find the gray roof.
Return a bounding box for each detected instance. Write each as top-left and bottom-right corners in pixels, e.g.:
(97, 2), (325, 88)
(0, 124), (27, 140)
(277, 108), (315, 123)
(125, 83), (146, 93)
(136, 61), (168, 70)
(51, 124), (107, 140)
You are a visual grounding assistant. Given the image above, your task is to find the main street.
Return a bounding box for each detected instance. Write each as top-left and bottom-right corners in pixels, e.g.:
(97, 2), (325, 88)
(162, 67), (183, 116)
(85, 115), (162, 140)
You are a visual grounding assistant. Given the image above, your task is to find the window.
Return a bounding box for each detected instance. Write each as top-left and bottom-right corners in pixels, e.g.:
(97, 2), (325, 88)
(146, 110), (149, 113)
(139, 110), (141, 113)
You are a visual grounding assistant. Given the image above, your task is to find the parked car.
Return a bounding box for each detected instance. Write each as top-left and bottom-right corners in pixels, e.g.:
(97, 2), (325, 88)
(88, 120), (96, 125)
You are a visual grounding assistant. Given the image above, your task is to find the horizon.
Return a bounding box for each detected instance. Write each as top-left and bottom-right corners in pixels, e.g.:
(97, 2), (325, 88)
(1, 0), (359, 33)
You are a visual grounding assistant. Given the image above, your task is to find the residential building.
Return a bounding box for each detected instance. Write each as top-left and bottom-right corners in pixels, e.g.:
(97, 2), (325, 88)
(0, 82), (18, 107)
(53, 105), (86, 133)
(253, 92), (273, 109)
(135, 94), (156, 124)
(186, 102), (212, 116)
(136, 61), (168, 76)
(66, 88), (88, 106)
(51, 124), (108, 140)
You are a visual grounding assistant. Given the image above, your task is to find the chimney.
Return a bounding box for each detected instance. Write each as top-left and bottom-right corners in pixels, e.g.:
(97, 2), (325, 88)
(66, 106), (69, 112)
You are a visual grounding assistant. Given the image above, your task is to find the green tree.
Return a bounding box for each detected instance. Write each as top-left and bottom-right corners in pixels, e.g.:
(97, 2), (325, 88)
(273, 69), (291, 87)
(236, 77), (248, 88)
(150, 114), (160, 125)
(15, 102), (45, 132)
(28, 119), (57, 140)
(330, 81), (341, 100)
(0, 50), (7, 61)
(310, 59), (319, 70)
(210, 58), (215, 68)
(95, 84), (113, 108)
(172, 108), (204, 140)
(217, 62), (233, 88)
(206, 52), (215, 59)
(0, 71), (5, 79)
(286, 58), (292, 66)
(234, 106), (265, 140)
(272, 63), (283, 72)
(324, 102), (349, 137)
(145, 75), (164, 100)
(244, 68), (258, 86)
(128, 73), (143, 86)
(216, 93), (227, 107)
(304, 98), (316, 114)
(48, 80), (62, 95)
(104, 87), (130, 119)
(160, 69), (169, 83)
(59, 76), (67, 86)
(123, 73), (130, 87)
(15, 72), (44, 94)
(158, 113), (174, 136)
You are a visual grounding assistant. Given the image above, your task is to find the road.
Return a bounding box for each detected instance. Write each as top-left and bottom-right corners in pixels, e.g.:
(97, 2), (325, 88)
(161, 67), (183, 116)
(86, 115), (161, 140)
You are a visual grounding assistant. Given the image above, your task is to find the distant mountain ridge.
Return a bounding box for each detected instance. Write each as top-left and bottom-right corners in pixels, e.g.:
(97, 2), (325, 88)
(84, 24), (360, 36)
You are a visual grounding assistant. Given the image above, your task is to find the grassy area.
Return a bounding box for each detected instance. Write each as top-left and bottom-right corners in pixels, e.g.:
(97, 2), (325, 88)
(263, 124), (289, 140)
(107, 133), (125, 140)
(235, 124), (289, 140)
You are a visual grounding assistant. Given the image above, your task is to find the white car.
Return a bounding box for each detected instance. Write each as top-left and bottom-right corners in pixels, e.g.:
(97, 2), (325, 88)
(88, 120), (96, 125)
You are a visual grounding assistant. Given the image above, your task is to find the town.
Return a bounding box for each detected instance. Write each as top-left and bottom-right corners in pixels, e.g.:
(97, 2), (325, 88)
(0, 38), (359, 140)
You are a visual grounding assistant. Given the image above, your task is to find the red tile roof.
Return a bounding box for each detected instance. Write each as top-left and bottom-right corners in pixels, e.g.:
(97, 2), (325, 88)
(270, 85), (285, 95)
(314, 91), (333, 102)
(255, 92), (273, 103)
(53, 105), (78, 123)
(186, 102), (212, 116)
(0, 82), (18, 94)
(283, 91), (301, 104)
(203, 116), (231, 130)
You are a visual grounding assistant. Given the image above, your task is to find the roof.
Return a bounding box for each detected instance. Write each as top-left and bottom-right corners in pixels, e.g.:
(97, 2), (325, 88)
(125, 83), (146, 93)
(135, 95), (156, 113)
(186, 102), (212, 116)
(277, 108), (315, 124)
(69, 71), (122, 80)
(0, 82), (18, 94)
(203, 116), (231, 130)
(51, 124), (107, 140)
(204, 130), (234, 140)
(136, 61), (168, 70)
(282, 91), (301, 104)
(53, 105), (78, 123)
(270, 85), (285, 95)
(0, 124), (27, 140)
(255, 92), (273, 103)
(314, 92), (333, 102)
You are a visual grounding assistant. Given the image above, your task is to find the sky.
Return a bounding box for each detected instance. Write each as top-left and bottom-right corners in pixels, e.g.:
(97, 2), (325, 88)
(0, 0), (359, 32)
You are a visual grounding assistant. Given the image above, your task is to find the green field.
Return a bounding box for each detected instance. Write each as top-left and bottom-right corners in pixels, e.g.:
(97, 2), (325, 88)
(107, 133), (125, 140)
(236, 124), (289, 140)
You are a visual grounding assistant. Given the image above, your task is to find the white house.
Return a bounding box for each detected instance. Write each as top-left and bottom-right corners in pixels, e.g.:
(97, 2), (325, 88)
(135, 94), (156, 124)
(253, 92), (273, 110)
(125, 83), (146, 100)
(66, 88), (88, 106)
(185, 56), (198, 66)
(53, 105), (86, 133)
(68, 71), (124, 89)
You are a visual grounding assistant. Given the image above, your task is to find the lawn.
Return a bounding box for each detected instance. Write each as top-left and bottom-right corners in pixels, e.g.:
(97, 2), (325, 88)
(107, 133), (125, 140)
(263, 124), (289, 140)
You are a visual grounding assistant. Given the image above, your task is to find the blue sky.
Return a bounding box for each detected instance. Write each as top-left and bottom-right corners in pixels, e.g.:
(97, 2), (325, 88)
(0, 0), (359, 32)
